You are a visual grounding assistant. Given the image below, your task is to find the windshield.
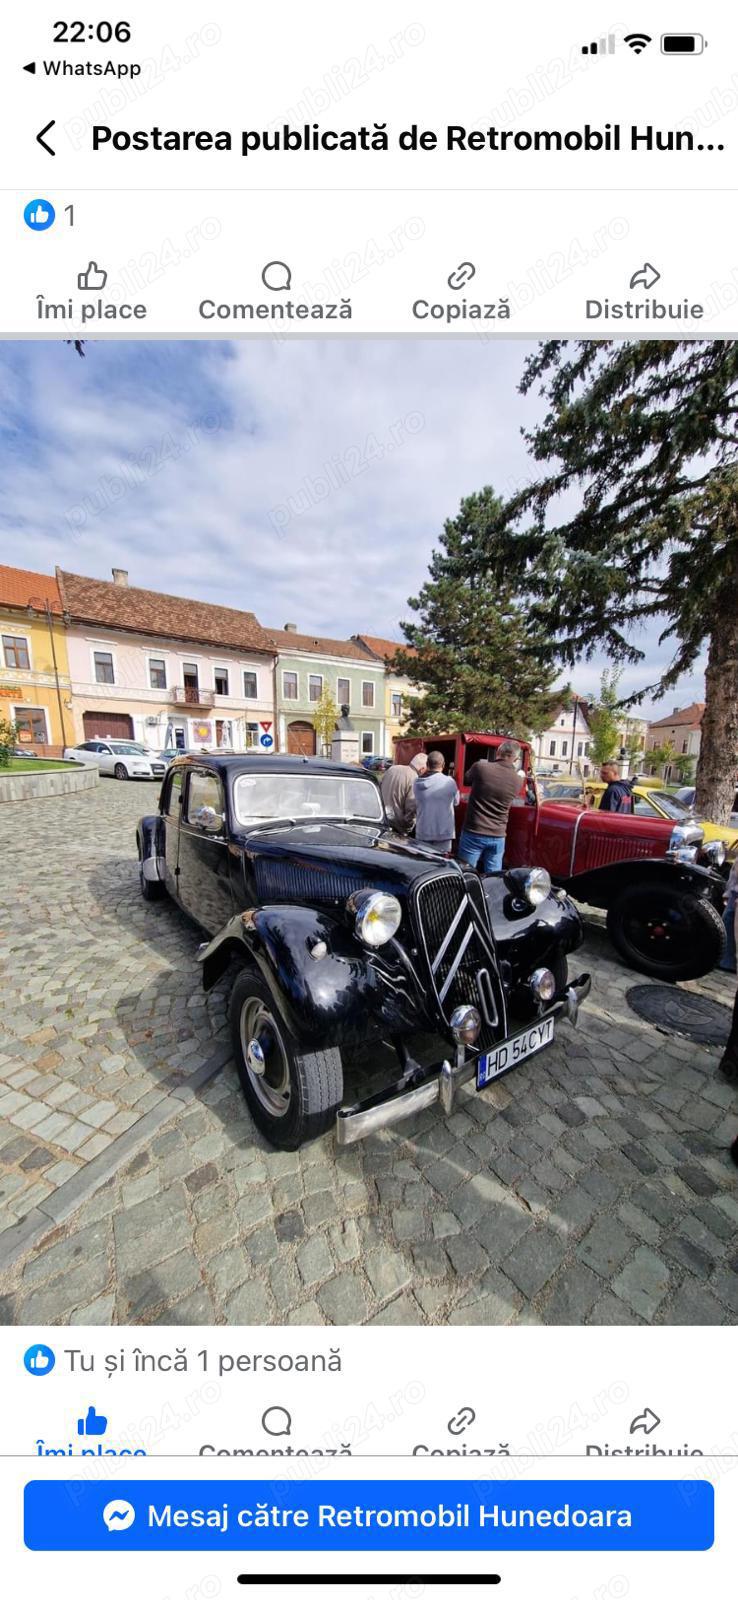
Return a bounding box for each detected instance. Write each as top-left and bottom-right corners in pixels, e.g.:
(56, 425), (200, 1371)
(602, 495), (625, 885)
(646, 791), (694, 821)
(110, 742), (148, 755)
(234, 772), (384, 826)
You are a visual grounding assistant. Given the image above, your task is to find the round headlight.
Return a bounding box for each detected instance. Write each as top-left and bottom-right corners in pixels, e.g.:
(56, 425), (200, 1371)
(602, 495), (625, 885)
(524, 867), (552, 907)
(352, 890), (402, 948)
(450, 1004), (481, 1044)
(702, 840), (726, 868)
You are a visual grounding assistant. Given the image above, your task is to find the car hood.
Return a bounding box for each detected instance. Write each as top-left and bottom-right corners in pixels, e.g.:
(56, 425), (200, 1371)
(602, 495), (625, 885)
(235, 819), (460, 898)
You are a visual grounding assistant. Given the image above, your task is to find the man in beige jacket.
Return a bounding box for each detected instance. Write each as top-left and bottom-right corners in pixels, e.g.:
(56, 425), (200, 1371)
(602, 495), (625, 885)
(380, 752), (427, 834)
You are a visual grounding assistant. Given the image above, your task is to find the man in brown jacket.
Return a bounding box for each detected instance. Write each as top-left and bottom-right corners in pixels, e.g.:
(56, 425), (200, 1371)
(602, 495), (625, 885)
(458, 740), (522, 873)
(380, 752), (427, 833)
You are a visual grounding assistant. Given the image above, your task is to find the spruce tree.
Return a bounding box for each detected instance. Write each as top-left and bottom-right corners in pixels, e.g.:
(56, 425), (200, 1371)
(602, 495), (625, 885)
(513, 339), (738, 822)
(396, 489), (563, 737)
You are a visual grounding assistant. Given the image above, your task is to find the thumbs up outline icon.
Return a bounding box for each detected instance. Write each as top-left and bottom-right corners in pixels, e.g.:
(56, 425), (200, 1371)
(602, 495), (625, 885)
(77, 261), (108, 290)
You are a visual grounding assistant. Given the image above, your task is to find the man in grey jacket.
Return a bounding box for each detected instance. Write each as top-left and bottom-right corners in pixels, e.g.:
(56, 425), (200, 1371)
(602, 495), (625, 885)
(414, 750), (459, 854)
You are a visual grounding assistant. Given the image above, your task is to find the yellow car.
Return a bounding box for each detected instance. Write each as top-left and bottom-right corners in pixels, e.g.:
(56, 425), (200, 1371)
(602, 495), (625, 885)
(584, 781), (738, 861)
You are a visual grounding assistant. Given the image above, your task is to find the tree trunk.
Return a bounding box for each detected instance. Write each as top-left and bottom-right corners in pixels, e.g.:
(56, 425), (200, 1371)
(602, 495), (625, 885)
(695, 576), (738, 825)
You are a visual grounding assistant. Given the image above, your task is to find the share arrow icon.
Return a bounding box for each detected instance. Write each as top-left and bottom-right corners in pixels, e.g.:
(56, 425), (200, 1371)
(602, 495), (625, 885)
(629, 1407), (661, 1435)
(629, 262), (661, 290)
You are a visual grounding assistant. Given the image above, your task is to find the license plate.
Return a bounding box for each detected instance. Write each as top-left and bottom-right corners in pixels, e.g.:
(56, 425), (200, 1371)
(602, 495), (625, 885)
(477, 1015), (555, 1088)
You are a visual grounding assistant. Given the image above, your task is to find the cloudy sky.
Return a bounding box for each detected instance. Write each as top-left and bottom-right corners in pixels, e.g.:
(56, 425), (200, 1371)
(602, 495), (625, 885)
(0, 338), (705, 715)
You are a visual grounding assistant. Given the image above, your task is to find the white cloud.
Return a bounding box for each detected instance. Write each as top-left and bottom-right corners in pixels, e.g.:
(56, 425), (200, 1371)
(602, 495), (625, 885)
(0, 338), (705, 716)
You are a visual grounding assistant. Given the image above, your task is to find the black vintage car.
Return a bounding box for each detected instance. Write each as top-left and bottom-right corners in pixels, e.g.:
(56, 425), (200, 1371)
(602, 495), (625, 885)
(136, 754), (591, 1150)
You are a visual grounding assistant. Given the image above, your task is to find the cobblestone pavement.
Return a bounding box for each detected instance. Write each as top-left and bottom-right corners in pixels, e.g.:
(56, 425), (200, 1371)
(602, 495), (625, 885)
(0, 781), (736, 1327)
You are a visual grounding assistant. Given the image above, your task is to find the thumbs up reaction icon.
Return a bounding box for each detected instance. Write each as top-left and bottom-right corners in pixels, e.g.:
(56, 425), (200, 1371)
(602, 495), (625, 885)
(78, 1406), (108, 1436)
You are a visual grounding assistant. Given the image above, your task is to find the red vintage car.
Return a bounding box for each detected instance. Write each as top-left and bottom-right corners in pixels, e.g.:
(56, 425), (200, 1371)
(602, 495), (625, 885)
(393, 731), (727, 982)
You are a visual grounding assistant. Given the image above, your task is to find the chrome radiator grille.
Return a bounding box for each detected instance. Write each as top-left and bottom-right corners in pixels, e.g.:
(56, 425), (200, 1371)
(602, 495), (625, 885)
(412, 871), (505, 1050)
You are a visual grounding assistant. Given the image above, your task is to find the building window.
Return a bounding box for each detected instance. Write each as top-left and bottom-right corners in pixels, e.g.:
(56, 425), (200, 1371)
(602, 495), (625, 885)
(243, 671), (257, 699)
(362, 681), (375, 708)
(577, 741), (584, 757)
(391, 692), (403, 718)
(560, 716), (566, 727)
(309, 674), (323, 703)
(13, 706), (48, 744)
(682, 739), (689, 754)
(585, 742), (590, 755)
(244, 723), (258, 749)
(549, 740), (556, 756)
(93, 650), (115, 684)
(214, 668), (229, 696)
(337, 676), (350, 705)
(361, 731), (374, 755)
(561, 740), (568, 756)
(2, 634), (30, 670)
(149, 657), (167, 689)
(283, 671), (298, 700)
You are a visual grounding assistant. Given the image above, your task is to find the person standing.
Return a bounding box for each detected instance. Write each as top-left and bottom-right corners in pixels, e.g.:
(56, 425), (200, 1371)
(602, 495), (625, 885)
(458, 740), (522, 874)
(414, 750), (459, 854)
(719, 859), (738, 974)
(598, 761), (635, 813)
(380, 752), (427, 834)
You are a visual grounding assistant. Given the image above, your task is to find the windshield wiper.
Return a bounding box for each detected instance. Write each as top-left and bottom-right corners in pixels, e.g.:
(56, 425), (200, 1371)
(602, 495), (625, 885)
(241, 817), (298, 832)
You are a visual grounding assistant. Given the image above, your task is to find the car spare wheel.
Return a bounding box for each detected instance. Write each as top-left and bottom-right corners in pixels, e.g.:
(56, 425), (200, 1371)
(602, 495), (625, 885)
(230, 969), (343, 1149)
(606, 884), (726, 982)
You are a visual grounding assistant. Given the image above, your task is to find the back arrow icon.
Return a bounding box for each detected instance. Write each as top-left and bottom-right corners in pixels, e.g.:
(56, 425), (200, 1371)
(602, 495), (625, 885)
(36, 119), (56, 156)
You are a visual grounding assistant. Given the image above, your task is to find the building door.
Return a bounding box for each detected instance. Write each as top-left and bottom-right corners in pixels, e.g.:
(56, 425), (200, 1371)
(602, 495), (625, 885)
(287, 720), (316, 756)
(82, 711), (134, 740)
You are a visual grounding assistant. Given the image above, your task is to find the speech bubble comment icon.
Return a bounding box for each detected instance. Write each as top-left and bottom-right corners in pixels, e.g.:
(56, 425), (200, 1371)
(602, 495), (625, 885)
(261, 1405), (292, 1436)
(102, 1500), (136, 1532)
(261, 260), (292, 291)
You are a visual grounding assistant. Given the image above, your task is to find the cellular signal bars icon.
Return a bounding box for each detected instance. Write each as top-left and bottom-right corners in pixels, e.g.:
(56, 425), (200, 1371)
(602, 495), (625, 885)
(581, 35), (616, 55)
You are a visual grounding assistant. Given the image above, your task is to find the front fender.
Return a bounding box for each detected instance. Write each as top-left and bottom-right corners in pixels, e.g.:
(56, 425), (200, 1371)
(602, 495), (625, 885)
(558, 856), (724, 911)
(198, 906), (425, 1050)
(136, 813), (165, 883)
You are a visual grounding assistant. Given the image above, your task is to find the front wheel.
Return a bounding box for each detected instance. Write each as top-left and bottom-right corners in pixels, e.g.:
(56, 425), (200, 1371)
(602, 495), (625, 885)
(114, 762), (128, 780)
(606, 885), (726, 981)
(230, 969), (343, 1149)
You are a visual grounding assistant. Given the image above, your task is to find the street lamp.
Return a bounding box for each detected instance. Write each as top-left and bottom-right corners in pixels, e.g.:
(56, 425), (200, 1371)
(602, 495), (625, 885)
(27, 596), (67, 752)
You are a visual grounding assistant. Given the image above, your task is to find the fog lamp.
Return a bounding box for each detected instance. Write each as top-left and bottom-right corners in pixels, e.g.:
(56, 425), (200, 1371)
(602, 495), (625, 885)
(450, 1004), (481, 1044)
(530, 967), (556, 1004)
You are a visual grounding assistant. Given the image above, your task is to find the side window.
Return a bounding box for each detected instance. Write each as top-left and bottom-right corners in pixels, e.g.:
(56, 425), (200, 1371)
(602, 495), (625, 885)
(186, 770), (225, 827)
(633, 797), (657, 818)
(164, 769), (183, 819)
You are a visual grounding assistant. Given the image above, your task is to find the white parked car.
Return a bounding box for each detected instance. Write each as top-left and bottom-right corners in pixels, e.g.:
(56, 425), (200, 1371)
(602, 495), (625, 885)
(63, 739), (168, 781)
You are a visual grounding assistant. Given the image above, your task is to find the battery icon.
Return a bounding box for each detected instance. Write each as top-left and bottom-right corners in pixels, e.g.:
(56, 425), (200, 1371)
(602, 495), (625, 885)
(660, 33), (707, 53)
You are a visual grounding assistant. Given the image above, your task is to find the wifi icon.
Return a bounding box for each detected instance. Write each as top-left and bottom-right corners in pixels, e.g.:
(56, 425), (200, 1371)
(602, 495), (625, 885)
(625, 32), (652, 54)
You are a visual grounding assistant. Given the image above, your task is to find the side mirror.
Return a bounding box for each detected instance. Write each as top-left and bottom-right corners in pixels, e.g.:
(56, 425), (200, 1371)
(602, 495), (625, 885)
(193, 804), (223, 834)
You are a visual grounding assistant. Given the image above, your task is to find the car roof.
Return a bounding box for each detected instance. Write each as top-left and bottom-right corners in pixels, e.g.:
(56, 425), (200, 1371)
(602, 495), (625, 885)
(168, 752), (371, 779)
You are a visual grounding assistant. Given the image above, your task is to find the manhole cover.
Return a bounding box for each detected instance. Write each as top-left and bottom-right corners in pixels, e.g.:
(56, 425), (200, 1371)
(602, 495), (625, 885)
(626, 984), (732, 1047)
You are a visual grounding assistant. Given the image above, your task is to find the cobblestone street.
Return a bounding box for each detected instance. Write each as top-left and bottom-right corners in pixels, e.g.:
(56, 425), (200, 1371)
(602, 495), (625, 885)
(1, 781), (736, 1327)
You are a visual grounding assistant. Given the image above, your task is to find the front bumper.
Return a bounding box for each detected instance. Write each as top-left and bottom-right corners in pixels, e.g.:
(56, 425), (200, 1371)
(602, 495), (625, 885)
(335, 971), (592, 1146)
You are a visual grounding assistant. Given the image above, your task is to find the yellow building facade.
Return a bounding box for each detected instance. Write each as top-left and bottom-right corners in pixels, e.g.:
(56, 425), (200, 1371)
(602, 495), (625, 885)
(0, 567), (75, 754)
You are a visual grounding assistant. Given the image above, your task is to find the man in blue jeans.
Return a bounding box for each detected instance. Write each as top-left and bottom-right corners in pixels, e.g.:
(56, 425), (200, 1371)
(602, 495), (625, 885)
(458, 740), (522, 873)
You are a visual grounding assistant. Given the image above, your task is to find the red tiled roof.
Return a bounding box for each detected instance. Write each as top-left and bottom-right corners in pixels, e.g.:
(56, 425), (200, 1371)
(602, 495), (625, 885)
(648, 702), (705, 730)
(352, 633), (417, 662)
(267, 628), (383, 662)
(0, 564), (63, 614)
(57, 570), (275, 656)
